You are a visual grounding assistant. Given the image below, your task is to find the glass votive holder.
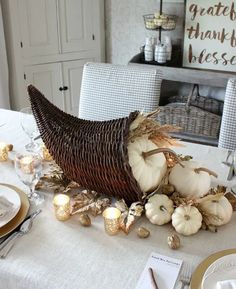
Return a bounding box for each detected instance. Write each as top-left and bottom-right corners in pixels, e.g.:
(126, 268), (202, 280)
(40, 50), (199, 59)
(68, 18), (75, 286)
(102, 207), (121, 236)
(53, 194), (71, 221)
(0, 142), (8, 162)
(19, 155), (35, 174)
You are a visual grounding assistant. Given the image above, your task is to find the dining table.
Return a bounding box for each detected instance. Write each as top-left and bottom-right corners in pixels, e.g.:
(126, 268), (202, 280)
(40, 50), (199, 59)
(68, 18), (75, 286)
(0, 108), (236, 289)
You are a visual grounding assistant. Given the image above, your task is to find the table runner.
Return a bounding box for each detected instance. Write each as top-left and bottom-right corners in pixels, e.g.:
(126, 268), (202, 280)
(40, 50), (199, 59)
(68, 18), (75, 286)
(0, 109), (236, 289)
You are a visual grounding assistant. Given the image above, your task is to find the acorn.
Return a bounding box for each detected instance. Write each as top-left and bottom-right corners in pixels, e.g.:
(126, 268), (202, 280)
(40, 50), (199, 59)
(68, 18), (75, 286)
(167, 234), (180, 249)
(137, 227), (150, 238)
(7, 144), (13, 151)
(161, 184), (175, 196)
(78, 213), (91, 227)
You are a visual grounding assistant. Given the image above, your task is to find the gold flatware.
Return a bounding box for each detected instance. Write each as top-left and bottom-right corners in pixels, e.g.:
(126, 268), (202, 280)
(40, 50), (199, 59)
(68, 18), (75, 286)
(0, 209), (41, 258)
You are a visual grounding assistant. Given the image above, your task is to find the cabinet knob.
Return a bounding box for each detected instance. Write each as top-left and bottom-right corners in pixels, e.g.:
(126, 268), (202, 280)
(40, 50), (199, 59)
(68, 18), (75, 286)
(63, 86), (68, 91)
(59, 87), (63, 91)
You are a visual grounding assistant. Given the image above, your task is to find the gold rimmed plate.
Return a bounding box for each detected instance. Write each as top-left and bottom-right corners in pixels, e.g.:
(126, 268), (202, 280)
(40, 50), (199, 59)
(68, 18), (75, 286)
(190, 248), (236, 289)
(0, 183), (29, 238)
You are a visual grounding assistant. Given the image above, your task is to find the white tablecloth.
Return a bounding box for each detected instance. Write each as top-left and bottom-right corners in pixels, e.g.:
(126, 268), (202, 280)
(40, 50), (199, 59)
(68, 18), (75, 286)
(0, 109), (236, 289)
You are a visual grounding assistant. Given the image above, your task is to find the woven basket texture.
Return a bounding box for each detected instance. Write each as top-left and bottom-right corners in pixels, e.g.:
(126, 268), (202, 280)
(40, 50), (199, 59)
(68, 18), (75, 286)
(28, 85), (143, 204)
(157, 84), (222, 137)
(168, 84), (224, 116)
(157, 104), (221, 137)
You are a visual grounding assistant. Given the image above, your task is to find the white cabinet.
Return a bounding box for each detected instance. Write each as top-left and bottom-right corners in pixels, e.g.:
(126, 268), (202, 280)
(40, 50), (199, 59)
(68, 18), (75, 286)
(18, 0), (59, 58)
(24, 59), (92, 115)
(62, 59), (91, 116)
(24, 63), (64, 110)
(2, 0), (104, 113)
(59, 0), (100, 53)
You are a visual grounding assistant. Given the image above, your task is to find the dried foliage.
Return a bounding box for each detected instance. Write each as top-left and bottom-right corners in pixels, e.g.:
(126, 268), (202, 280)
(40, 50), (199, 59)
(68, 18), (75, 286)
(128, 110), (182, 148)
(36, 162), (79, 193)
(225, 192), (236, 211)
(115, 199), (144, 234)
(71, 189), (110, 216)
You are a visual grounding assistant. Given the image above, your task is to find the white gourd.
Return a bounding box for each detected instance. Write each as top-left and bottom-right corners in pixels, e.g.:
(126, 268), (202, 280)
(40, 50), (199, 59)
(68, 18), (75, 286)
(172, 205), (202, 236)
(199, 195), (233, 226)
(128, 137), (167, 193)
(169, 161), (217, 199)
(145, 194), (174, 225)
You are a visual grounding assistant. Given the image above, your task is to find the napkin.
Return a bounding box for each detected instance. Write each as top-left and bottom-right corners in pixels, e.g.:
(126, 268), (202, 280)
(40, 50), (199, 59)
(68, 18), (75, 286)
(135, 252), (182, 289)
(217, 280), (236, 289)
(0, 196), (13, 218)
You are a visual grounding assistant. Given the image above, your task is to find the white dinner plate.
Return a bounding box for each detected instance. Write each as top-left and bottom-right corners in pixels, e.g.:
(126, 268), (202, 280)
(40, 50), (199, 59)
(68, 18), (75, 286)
(201, 254), (236, 289)
(0, 185), (21, 228)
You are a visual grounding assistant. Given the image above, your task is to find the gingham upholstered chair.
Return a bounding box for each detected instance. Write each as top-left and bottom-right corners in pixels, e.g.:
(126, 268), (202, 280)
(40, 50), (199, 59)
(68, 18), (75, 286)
(78, 62), (162, 120)
(218, 78), (236, 150)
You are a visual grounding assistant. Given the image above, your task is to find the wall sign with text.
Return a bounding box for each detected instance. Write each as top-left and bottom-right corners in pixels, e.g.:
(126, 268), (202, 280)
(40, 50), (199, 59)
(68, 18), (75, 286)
(183, 0), (236, 72)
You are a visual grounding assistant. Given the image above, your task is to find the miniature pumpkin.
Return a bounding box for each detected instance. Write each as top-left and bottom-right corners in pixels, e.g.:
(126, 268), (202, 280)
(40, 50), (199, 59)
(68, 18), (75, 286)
(128, 137), (167, 193)
(169, 161), (217, 199)
(199, 195), (233, 226)
(145, 194), (174, 225)
(172, 205), (202, 236)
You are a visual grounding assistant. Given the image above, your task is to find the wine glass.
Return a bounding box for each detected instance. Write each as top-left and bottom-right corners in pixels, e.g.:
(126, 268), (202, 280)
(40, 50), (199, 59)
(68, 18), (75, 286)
(20, 107), (39, 152)
(15, 153), (44, 205)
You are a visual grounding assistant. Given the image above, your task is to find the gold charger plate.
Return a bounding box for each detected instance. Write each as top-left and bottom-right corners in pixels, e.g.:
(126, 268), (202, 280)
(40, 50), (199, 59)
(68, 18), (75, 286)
(0, 183), (29, 238)
(190, 248), (236, 289)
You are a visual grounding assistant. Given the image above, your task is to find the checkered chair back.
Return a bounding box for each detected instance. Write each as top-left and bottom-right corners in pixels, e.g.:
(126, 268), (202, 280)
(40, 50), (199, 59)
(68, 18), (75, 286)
(219, 78), (236, 150)
(78, 62), (162, 120)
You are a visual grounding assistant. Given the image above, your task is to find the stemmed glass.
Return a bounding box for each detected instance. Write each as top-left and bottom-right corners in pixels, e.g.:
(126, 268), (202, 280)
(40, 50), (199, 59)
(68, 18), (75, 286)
(15, 153), (44, 205)
(20, 107), (39, 152)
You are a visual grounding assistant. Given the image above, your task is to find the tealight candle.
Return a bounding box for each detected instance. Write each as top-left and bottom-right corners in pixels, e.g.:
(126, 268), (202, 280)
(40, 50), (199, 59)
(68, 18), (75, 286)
(102, 207), (121, 235)
(53, 194), (70, 221)
(0, 142), (8, 162)
(20, 155), (34, 174)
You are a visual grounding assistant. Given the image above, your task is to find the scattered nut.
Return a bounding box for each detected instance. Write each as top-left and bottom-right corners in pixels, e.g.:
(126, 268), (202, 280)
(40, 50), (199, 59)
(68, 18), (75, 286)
(78, 213), (91, 227)
(137, 227), (150, 238)
(7, 144), (13, 151)
(167, 234), (180, 249)
(161, 184), (175, 196)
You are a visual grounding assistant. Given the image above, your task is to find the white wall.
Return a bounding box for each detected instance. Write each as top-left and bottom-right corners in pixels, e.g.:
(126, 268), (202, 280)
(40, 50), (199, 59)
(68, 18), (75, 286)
(105, 0), (184, 64)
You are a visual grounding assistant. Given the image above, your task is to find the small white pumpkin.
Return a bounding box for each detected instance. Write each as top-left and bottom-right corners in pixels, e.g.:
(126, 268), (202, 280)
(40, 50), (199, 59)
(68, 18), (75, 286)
(169, 161), (217, 199)
(199, 195), (233, 226)
(172, 205), (202, 236)
(128, 137), (167, 193)
(145, 194), (174, 225)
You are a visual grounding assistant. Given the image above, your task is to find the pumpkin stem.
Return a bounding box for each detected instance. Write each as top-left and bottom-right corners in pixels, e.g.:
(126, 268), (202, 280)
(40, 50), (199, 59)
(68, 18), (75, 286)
(194, 167), (218, 178)
(142, 148), (184, 168)
(160, 205), (167, 212)
(145, 108), (160, 118)
(184, 215), (191, 221)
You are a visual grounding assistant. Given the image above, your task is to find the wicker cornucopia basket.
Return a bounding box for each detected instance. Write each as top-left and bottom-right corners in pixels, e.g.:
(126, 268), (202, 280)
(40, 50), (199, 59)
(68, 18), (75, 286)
(28, 85), (144, 204)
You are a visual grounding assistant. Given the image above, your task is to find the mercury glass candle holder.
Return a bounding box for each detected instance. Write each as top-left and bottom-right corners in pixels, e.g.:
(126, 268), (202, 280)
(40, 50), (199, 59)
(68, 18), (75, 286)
(0, 142), (8, 162)
(102, 207), (121, 235)
(53, 194), (71, 221)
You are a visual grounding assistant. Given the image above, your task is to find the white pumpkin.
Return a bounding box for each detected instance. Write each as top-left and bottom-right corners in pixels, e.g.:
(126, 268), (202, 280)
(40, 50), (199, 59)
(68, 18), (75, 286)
(169, 161), (217, 199)
(145, 194), (174, 225)
(199, 195), (233, 226)
(172, 205), (202, 236)
(128, 137), (167, 193)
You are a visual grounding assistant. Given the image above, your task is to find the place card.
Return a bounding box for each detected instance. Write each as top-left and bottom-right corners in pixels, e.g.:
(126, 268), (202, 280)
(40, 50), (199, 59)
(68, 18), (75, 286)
(135, 252), (183, 289)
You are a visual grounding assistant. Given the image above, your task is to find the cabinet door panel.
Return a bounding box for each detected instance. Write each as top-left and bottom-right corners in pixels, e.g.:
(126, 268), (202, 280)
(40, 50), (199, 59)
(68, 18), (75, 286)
(24, 63), (64, 110)
(18, 0), (58, 57)
(63, 59), (93, 116)
(59, 0), (99, 53)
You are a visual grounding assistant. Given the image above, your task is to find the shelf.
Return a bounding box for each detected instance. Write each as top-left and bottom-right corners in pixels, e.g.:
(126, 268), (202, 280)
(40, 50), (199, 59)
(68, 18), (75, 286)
(129, 52), (236, 88)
